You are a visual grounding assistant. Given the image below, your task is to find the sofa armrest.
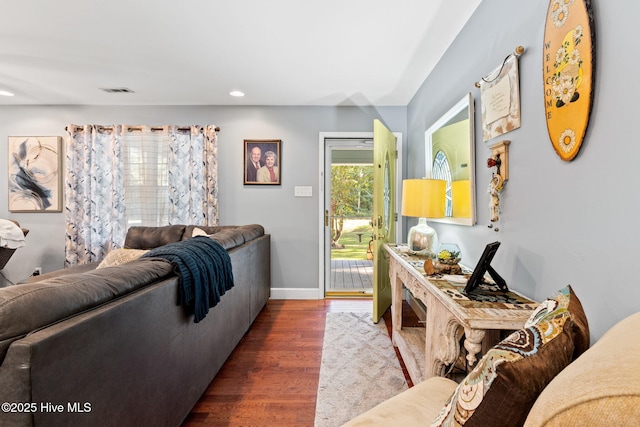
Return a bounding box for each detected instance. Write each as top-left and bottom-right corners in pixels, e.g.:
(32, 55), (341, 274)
(525, 311), (640, 426)
(341, 376), (457, 426)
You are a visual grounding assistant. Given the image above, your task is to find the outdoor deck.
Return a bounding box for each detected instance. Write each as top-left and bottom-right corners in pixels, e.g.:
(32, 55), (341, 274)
(329, 259), (373, 292)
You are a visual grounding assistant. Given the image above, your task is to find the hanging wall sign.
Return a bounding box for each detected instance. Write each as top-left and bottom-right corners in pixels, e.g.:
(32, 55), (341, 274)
(543, 0), (596, 161)
(477, 49), (523, 142)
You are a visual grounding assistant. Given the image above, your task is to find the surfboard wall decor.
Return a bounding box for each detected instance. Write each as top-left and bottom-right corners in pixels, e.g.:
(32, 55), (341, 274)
(543, 0), (596, 161)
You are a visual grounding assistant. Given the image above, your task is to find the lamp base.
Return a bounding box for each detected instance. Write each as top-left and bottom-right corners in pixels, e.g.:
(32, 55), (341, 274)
(407, 218), (438, 255)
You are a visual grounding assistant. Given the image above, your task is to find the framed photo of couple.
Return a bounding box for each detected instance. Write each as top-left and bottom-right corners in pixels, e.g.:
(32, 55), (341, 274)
(244, 139), (281, 185)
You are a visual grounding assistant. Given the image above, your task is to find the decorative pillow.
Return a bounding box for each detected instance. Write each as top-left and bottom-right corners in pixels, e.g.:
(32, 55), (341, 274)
(525, 284), (589, 359)
(431, 286), (582, 427)
(97, 248), (149, 269)
(191, 227), (209, 237)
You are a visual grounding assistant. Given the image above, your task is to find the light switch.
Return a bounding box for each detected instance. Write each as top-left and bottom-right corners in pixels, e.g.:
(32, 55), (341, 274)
(294, 186), (313, 197)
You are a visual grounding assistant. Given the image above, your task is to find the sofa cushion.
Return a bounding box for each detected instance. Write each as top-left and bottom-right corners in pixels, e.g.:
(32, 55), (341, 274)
(431, 286), (581, 427)
(0, 258), (174, 364)
(234, 224), (265, 242)
(183, 224), (265, 250)
(97, 248), (149, 268)
(19, 262), (99, 284)
(208, 229), (247, 250)
(524, 311), (640, 426)
(124, 225), (186, 249)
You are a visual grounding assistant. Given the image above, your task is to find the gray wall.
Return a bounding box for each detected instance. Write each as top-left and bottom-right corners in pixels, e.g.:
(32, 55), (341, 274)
(0, 105), (406, 294)
(2, 0), (635, 341)
(407, 0), (639, 341)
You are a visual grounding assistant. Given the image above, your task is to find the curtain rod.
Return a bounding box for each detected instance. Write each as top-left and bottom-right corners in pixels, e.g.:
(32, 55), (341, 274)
(65, 125), (220, 133)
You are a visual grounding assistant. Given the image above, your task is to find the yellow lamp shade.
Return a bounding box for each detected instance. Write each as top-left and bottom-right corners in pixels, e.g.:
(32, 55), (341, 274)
(451, 180), (471, 218)
(401, 179), (446, 218)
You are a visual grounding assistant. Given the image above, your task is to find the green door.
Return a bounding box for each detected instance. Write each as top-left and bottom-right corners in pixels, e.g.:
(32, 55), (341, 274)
(372, 120), (397, 322)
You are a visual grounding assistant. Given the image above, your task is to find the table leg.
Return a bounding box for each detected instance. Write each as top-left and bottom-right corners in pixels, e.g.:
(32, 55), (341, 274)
(389, 260), (403, 343)
(463, 328), (487, 367)
(424, 293), (463, 379)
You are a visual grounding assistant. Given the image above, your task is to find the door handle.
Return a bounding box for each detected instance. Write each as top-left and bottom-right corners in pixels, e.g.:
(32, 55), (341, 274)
(325, 210), (329, 227)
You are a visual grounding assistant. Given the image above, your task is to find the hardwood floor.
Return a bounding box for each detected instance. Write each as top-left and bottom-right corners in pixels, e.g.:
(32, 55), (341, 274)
(182, 298), (418, 426)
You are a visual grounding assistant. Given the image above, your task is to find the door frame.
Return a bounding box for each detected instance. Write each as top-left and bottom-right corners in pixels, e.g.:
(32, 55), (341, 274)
(318, 131), (403, 299)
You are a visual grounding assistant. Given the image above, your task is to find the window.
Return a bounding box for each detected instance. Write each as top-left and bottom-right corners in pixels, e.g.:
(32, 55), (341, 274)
(122, 131), (170, 227)
(432, 150), (452, 217)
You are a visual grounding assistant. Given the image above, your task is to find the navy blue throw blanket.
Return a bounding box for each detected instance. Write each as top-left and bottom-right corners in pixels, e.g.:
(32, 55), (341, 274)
(141, 236), (234, 323)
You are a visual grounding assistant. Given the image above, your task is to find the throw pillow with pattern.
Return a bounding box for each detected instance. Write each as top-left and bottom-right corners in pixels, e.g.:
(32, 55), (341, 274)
(431, 285), (586, 427)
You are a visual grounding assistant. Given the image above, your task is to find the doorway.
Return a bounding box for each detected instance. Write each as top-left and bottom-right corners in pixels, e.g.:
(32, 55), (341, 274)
(319, 132), (402, 298)
(326, 138), (374, 297)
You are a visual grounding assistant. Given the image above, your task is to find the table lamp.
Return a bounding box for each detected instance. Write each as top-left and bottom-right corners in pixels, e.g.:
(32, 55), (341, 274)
(401, 179), (446, 254)
(451, 180), (471, 218)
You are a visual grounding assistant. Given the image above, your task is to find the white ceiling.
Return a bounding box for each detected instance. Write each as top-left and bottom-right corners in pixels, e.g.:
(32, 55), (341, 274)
(0, 0), (481, 107)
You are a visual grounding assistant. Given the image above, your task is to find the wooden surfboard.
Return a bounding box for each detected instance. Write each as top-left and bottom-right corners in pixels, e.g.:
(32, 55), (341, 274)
(543, 0), (596, 161)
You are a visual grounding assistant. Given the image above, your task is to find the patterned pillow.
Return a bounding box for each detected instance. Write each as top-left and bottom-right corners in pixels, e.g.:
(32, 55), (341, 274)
(525, 285), (589, 359)
(97, 248), (149, 269)
(431, 285), (584, 427)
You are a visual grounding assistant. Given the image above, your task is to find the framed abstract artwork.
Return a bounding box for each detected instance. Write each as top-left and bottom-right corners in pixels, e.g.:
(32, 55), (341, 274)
(244, 139), (281, 185)
(8, 136), (63, 212)
(543, 0), (595, 161)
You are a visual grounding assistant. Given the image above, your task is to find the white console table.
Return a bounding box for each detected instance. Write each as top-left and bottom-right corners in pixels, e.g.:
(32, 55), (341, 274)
(384, 244), (538, 384)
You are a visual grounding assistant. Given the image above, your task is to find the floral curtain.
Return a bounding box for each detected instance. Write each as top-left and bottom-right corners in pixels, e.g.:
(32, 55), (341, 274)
(65, 124), (219, 267)
(167, 125), (218, 225)
(65, 125), (126, 266)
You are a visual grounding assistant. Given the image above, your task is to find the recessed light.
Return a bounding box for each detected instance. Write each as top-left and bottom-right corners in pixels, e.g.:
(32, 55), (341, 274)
(100, 87), (135, 93)
(0, 90), (15, 97)
(229, 90), (245, 97)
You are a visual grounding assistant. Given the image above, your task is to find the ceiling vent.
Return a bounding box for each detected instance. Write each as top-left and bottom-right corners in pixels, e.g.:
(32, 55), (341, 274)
(100, 87), (135, 93)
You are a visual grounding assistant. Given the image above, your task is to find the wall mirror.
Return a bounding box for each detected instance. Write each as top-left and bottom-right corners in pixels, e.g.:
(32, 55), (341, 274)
(425, 92), (476, 226)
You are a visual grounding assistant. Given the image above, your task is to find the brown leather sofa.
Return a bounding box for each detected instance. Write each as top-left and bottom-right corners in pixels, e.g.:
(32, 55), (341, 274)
(0, 224), (270, 427)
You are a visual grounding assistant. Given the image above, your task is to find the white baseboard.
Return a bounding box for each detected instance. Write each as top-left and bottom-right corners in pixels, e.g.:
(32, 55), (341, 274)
(270, 287), (323, 300)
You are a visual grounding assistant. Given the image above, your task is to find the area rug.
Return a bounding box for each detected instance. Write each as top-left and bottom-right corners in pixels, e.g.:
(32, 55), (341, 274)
(314, 312), (408, 426)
